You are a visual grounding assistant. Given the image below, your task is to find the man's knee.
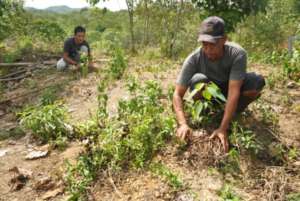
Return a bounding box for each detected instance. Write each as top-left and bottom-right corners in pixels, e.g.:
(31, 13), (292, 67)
(242, 90), (260, 98)
(242, 73), (265, 98)
(56, 58), (68, 71)
(80, 45), (89, 53)
(188, 73), (209, 91)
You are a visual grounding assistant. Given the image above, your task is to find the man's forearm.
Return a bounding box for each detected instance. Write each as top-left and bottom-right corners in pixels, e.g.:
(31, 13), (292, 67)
(173, 94), (187, 125)
(219, 92), (240, 131)
(63, 55), (77, 65)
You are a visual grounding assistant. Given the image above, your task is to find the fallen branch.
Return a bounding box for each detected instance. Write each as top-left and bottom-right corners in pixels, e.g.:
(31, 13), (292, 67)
(0, 62), (34, 67)
(0, 77), (67, 104)
(0, 74), (28, 82)
(0, 69), (27, 79)
(0, 60), (56, 68)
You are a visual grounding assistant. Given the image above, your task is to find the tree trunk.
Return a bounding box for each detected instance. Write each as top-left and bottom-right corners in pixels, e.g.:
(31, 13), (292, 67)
(169, 0), (184, 58)
(143, 0), (150, 45)
(126, 0), (136, 53)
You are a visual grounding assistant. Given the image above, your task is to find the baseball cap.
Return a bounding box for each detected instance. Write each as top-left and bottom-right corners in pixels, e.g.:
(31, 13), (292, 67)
(198, 16), (225, 43)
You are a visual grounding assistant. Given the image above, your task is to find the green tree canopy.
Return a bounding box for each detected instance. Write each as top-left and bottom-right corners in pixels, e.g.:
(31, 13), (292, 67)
(191, 0), (269, 32)
(0, 0), (24, 41)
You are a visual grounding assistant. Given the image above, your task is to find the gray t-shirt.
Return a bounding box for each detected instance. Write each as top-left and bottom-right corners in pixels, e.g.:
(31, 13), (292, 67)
(176, 42), (247, 87)
(64, 37), (90, 62)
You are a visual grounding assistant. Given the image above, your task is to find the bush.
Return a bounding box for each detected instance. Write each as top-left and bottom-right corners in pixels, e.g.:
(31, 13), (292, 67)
(108, 47), (127, 79)
(283, 49), (300, 82)
(234, 0), (299, 52)
(19, 103), (69, 143)
(66, 80), (176, 199)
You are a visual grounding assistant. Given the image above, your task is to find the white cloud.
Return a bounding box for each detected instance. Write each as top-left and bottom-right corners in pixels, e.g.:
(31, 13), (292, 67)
(24, 0), (127, 11)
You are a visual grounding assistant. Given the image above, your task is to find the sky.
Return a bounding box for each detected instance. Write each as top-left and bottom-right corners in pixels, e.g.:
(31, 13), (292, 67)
(24, 0), (127, 11)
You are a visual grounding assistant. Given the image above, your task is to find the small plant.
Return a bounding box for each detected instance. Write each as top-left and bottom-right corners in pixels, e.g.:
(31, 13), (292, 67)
(253, 99), (279, 128)
(218, 184), (241, 201)
(283, 49), (300, 82)
(219, 149), (241, 174)
(108, 46), (127, 79)
(52, 134), (68, 151)
(229, 122), (262, 154)
(39, 85), (61, 106)
(185, 82), (226, 127)
(19, 103), (69, 143)
(150, 162), (183, 189)
(266, 71), (286, 89)
(287, 147), (298, 161)
(80, 52), (88, 77)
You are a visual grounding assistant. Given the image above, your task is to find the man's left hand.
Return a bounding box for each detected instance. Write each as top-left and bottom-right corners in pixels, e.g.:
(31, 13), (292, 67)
(210, 128), (229, 153)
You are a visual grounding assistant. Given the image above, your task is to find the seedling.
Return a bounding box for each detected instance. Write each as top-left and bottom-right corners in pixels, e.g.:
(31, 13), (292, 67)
(218, 184), (241, 201)
(185, 82), (226, 127)
(150, 162), (183, 189)
(80, 52), (88, 77)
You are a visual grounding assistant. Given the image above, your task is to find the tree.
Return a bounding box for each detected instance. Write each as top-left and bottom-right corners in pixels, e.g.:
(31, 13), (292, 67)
(191, 0), (269, 32)
(0, 0), (24, 41)
(87, 0), (137, 53)
(125, 0), (136, 53)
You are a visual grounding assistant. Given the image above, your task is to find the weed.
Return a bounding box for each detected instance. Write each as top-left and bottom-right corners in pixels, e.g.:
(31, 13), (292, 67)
(287, 147), (298, 161)
(266, 71), (286, 89)
(39, 85), (62, 106)
(283, 49), (300, 82)
(229, 122), (262, 154)
(167, 84), (175, 102)
(19, 103), (69, 143)
(150, 162), (183, 189)
(23, 78), (38, 89)
(51, 133), (68, 151)
(219, 149), (241, 174)
(218, 184), (241, 201)
(253, 99), (279, 128)
(108, 47), (127, 79)
(74, 119), (101, 138)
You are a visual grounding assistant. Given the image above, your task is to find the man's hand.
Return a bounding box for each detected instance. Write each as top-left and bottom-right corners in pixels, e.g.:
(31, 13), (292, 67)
(210, 128), (229, 153)
(176, 124), (192, 141)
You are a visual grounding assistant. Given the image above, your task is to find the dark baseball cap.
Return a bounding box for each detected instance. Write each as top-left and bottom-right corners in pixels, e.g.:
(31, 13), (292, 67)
(198, 16), (225, 43)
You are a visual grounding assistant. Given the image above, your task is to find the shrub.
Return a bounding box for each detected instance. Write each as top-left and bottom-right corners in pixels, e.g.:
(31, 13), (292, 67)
(19, 103), (69, 143)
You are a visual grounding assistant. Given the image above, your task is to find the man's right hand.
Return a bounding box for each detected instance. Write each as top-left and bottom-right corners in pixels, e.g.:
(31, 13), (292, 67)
(176, 124), (192, 141)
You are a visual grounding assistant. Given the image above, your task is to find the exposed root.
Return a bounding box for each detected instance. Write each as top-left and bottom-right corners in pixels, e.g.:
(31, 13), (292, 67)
(182, 130), (225, 167)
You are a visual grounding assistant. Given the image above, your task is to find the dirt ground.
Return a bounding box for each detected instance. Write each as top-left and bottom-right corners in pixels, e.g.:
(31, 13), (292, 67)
(0, 57), (299, 201)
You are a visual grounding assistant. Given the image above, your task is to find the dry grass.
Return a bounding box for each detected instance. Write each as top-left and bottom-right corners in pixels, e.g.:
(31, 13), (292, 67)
(182, 130), (225, 167)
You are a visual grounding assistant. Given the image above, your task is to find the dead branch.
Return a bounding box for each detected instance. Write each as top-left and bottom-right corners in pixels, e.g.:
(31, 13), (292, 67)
(0, 77), (67, 105)
(0, 62), (34, 67)
(0, 69), (27, 79)
(0, 74), (29, 82)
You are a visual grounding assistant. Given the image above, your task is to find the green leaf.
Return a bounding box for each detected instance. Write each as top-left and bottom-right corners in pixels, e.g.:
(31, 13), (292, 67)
(186, 83), (205, 101)
(195, 101), (204, 117)
(202, 88), (212, 100)
(207, 85), (226, 102)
